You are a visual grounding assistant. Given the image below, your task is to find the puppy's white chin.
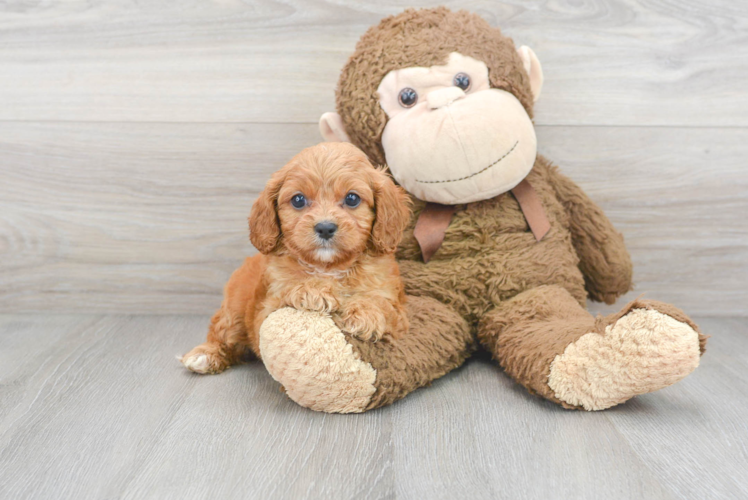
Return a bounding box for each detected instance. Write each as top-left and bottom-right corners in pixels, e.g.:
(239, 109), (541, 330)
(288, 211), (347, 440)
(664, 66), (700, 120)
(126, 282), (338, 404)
(314, 247), (337, 263)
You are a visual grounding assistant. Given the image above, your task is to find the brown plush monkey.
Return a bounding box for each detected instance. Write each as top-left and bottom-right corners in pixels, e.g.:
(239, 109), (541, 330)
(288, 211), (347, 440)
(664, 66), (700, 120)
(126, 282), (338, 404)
(255, 7), (707, 412)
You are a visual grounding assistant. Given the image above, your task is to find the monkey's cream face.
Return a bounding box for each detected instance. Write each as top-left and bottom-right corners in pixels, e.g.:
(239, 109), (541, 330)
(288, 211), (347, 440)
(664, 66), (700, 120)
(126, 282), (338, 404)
(377, 52), (537, 205)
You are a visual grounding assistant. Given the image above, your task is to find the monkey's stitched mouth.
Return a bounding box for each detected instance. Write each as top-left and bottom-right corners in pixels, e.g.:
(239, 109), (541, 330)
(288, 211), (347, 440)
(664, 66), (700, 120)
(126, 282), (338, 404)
(415, 140), (519, 184)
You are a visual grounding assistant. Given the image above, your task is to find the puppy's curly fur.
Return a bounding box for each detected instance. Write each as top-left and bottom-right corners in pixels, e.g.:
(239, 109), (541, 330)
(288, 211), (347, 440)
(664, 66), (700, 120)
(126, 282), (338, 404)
(180, 143), (411, 374)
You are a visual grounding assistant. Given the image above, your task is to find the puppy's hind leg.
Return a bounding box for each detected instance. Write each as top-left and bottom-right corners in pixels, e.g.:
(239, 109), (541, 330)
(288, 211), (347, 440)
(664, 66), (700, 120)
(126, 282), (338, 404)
(180, 306), (251, 374)
(179, 255), (264, 374)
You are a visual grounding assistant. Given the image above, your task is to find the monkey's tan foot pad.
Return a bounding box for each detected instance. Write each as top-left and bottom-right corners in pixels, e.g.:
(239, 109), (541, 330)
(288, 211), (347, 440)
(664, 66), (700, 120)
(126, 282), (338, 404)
(259, 307), (377, 413)
(548, 308), (702, 411)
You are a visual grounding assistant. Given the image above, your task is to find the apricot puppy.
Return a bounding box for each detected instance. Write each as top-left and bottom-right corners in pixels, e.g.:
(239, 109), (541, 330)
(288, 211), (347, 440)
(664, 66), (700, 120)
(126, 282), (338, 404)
(180, 142), (411, 374)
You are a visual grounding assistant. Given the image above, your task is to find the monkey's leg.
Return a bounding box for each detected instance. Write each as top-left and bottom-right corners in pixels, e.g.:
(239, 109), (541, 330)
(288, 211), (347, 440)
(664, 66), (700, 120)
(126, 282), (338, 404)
(478, 285), (707, 410)
(259, 295), (475, 413)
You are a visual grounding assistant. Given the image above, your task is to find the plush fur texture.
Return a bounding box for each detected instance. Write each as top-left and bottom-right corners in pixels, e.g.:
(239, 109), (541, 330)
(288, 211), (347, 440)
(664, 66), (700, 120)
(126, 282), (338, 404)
(397, 157), (598, 324)
(548, 307), (703, 410)
(335, 7), (534, 166)
(260, 295), (474, 413)
(180, 143), (411, 373)
(184, 8), (708, 413)
(477, 287), (708, 409)
(374, 51), (540, 205)
(327, 7), (704, 411)
(260, 306), (378, 413)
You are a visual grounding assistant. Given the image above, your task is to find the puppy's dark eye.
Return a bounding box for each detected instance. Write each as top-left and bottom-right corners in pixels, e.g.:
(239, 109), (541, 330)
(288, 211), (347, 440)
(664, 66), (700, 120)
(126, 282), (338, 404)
(291, 194), (306, 209)
(398, 88), (418, 108)
(344, 192), (361, 208)
(453, 73), (471, 91)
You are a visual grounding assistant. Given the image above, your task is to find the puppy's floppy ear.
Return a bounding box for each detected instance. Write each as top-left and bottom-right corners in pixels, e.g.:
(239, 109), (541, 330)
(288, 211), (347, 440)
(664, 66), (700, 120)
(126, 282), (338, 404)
(249, 169), (285, 254)
(369, 167), (412, 255)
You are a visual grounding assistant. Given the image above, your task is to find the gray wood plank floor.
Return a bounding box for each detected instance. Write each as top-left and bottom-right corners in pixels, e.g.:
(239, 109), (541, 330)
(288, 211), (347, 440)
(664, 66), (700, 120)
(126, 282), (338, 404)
(0, 314), (745, 500)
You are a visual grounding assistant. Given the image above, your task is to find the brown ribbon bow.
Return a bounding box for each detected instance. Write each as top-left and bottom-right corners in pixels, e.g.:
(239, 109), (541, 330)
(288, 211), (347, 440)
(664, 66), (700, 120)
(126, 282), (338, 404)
(413, 179), (551, 263)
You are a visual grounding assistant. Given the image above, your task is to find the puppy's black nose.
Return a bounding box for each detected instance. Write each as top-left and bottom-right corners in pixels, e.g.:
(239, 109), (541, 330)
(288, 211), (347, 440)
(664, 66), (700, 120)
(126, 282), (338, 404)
(314, 221), (338, 240)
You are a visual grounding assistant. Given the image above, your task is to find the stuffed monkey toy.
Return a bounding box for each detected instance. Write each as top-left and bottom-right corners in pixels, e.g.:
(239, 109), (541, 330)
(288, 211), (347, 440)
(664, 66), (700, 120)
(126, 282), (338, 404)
(195, 7), (708, 413)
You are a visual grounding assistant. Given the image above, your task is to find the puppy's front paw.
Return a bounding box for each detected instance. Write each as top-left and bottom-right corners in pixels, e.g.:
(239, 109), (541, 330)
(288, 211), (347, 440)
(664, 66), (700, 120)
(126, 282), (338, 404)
(335, 304), (387, 342)
(287, 285), (340, 313)
(179, 345), (228, 374)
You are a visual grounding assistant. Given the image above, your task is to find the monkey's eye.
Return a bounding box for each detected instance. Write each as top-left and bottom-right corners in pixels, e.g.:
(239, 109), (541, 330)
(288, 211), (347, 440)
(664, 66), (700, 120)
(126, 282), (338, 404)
(398, 88), (418, 108)
(344, 192), (361, 208)
(291, 194), (306, 209)
(453, 73), (471, 91)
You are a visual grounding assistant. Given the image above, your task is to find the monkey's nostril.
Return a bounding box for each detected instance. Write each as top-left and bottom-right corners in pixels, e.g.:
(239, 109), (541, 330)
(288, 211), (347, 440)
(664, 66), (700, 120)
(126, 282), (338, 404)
(314, 221), (338, 240)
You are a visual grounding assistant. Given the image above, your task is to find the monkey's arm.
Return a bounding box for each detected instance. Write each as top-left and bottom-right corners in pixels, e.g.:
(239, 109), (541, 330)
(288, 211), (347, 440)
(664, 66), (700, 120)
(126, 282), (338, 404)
(546, 166), (633, 304)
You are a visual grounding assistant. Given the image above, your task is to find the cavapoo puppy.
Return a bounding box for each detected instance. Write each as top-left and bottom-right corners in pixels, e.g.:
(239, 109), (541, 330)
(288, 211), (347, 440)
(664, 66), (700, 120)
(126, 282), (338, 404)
(180, 142), (412, 374)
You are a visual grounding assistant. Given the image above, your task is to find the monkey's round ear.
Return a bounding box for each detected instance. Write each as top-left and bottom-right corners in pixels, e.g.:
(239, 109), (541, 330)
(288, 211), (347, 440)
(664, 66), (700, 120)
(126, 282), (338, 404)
(517, 46), (543, 102)
(319, 112), (351, 143)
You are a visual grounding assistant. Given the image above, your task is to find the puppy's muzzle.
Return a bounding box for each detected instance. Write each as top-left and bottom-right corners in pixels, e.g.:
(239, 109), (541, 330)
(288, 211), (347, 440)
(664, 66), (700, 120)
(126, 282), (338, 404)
(314, 221), (338, 241)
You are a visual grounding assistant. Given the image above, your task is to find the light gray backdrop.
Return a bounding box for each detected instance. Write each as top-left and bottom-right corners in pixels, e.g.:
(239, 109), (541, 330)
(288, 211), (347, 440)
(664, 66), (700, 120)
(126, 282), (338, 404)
(1, 0), (746, 316)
